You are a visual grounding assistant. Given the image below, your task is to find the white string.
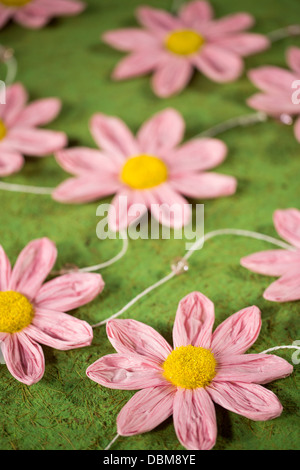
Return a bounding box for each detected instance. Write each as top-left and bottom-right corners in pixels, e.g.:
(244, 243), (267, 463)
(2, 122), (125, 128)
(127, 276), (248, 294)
(0, 45), (18, 85)
(0, 181), (54, 195)
(261, 345), (300, 354)
(92, 228), (296, 327)
(267, 24), (300, 42)
(196, 112), (268, 138)
(105, 433), (120, 451)
(79, 233), (128, 273)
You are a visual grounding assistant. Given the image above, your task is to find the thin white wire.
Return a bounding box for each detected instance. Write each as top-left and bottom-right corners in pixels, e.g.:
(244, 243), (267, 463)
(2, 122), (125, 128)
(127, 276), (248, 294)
(92, 228), (296, 328)
(196, 112), (268, 138)
(0, 181), (54, 195)
(105, 433), (120, 451)
(79, 233), (128, 273)
(261, 345), (300, 354)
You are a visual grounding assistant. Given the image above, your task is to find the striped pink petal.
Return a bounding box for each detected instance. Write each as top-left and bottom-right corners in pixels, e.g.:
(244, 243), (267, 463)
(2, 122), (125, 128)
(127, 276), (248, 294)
(173, 291), (215, 349)
(26, 308), (93, 351)
(0, 6), (13, 29)
(179, 1), (214, 30)
(14, 98), (62, 127)
(263, 267), (300, 302)
(0, 151), (24, 177)
(136, 6), (183, 33)
(205, 13), (254, 39)
(34, 0), (85, 16)
(108, 189), (148, 232)
(103, 28), (160, 51)
(211, 306), (261, 357)
(106, 319), (172, 363)
(213, 33), (270, 56)
(86, 354), (167, 390)
(248, 66), (297, 94)
(173, 388), (217, 450)
(192, 45), (243, 82)
(53, 175), (121, 204)
(149, 183), (192, 229)
(208, 382), (283, 421)
(216, 353), (293, 384)
(0, 83), (27, 127)
(112, 50), (164, 80)
(247, 92), (298, 115)
(4, 128), (67, 156)
(0, 245), (11, 291)
(9, 238), (57, 301)
(295, 117), (300, 143)
(287, 46), (300, 74)
(241, 249), (300, 276)
(35, 272), (104, 311)
(1, 332), (45, 385)
(117, 386), (175, 436)
(152, 56), (194, 98)
(55, 147), (120, 175)
(170, 172), (237, 199)
(274, 209), (300, 249)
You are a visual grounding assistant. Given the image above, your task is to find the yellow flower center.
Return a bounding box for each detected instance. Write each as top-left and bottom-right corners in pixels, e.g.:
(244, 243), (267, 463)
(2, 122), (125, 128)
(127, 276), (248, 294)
(0, 0), (32, 6)
(163, 345), (217, 389)
(0, 291), (34, 334)
(166, 30), (205, 55)
(120, 154), (168, 190)
(0, 120), (7, 141)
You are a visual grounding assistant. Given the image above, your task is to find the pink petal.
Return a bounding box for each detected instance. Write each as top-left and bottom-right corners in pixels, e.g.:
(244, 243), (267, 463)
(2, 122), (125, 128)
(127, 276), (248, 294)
(136, 6), (183, 33)
(86, 353), (167, 390)
(90, 113), (138, 160)
(117, 386), (175, 436)
(211, 306), (261, 357)
(173, 291), (215, 349)
(1, 332), (44, 385)
(149, 183), (192, 229)
(14, 9), (49, 29)
(0, 245), (11, 291)
(112, 50), (164, 81)
(295, 117), (300, 143)
(26, 308), (93, 351)
(106, 319), (172, 363)
(152, 56), (194, 98)
(9, 238), (57, 301)
(248, 66), (298, 94)
(173, 388), (217, 450)
(0, 150), (24, 177)
(137, 108), (185, 154)
(0, 83), (27, 127)
(170, 172), (237, 199)
(33, 0), (85, 16)
(14, 98), (62, 127)
(208, 382), (283, 421)
(0, 6), (13, 29)
(213, 33), (270, 57)
(102, 28), (160, 51)
(247, 92), (298, 115)
(4, 128), (67, 156)
(205, 13), (254, 39)
(192, 45), (243, 82)
(35, 272), (104, 311)
(241, 249), (300, 276)
(216, 353), (293, 384)
(55, 147), (120, 175)
(274, 209), (300, 249)
(52, 175), (121, 204)
(179, 1), (214, 30)
(166, 138), (227, 173)
(287, 46), (300, 74)
(108, 190), (149, 232)
(263, 268), (300, 302)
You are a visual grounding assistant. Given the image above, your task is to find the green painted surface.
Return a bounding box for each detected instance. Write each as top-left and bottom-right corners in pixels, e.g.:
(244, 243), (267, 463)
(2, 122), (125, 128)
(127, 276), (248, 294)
(0, 0), (299, 450)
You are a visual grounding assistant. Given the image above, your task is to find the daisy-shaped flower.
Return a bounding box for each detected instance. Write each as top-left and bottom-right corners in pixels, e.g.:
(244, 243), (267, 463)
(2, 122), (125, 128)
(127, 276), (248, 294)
(241, 209), (300, 302)
(247, 47), (300, 142)
(86, 292), (292, 450)
(53, 108), (237, 231)
(0, 0), (85, 29)
(0, 237), (104, 385)
(0, 83), (67, 177)
(102, 1), (270, 97)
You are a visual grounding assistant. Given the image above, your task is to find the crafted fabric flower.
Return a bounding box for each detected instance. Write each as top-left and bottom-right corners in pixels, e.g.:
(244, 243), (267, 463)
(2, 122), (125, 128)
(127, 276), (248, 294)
(0, 0), (85, 29)
(0, 237), (104, 385)
(247, 47), (300, 142)
(86, 292), (292, 450)
(53, 108), (237, 230)
(102, 1), (270, 97)
(241, 209), (300, 302)
(0, 83), (67, 177)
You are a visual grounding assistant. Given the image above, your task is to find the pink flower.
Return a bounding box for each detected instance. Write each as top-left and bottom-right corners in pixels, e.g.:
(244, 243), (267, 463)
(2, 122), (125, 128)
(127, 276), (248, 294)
(247, 46), (300, 142)
(0, 83), (67, 177)
(86, 292), (292, 450)
(241, 209), (300, 302)
(0, 237), (104, 385)
(102, 1), (270, 97)
(53, 108), (237, 230)
(0, 0), (85, 30)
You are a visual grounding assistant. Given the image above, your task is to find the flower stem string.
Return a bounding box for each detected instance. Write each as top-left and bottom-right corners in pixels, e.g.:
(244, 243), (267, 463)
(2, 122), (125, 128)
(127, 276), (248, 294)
(0, 45), (17, 86)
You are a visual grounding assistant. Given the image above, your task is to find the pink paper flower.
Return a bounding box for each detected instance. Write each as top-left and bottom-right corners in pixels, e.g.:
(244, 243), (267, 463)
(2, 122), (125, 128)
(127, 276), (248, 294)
(0, 83), (67, 177)
(241, 209), (300, 302)
(0, 0), (85, 29)
(86, 292), (292, 450)
(53, 108), (237, 230)
(102, 1), (270, 97)
(0, 237), (104, 385)
(247, 47), (300, 142)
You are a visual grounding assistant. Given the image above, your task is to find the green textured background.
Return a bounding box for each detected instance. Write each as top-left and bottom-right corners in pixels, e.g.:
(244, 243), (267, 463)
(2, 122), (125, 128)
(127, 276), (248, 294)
(0, 0), (299, 451)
